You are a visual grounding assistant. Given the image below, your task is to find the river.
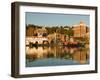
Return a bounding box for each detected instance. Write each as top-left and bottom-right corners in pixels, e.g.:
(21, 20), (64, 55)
(26, 46), (89, 67)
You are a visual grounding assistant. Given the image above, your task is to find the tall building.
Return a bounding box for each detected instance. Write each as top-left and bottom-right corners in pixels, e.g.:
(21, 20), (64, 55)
(73, 21), (89, 38)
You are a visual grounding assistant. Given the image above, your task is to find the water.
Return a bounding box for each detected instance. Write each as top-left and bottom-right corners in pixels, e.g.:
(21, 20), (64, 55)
(26, 46), (89, 67)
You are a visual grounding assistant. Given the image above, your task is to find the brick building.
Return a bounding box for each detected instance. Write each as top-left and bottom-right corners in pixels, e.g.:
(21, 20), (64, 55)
(73, 21), (89, 38)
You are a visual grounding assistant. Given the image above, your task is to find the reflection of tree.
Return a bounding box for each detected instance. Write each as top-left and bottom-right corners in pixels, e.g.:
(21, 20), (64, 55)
(26, 46), (89, 64)
(26, 54), (38, 62)
(47, 53), (55, 58)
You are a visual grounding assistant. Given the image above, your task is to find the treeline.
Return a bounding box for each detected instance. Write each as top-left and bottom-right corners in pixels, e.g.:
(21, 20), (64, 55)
(26, 24), (74, 36)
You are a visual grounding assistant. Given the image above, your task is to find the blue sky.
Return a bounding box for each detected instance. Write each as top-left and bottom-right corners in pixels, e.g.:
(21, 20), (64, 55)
(26, 12), (90, 27)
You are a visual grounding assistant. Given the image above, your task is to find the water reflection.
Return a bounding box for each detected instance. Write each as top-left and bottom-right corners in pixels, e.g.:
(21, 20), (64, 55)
(26, 46), (89, 67)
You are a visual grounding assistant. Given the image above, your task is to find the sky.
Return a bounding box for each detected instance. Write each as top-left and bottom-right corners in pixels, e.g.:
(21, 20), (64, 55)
(26, 12), (90, 27)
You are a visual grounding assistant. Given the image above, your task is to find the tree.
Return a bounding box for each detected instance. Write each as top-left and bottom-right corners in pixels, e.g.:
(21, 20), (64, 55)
(67, 28), (74, 40)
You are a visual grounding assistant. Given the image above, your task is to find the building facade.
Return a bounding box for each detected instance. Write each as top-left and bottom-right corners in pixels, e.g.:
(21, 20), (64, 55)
(26, 26), (48, 44)
(73, 21), (89, 38)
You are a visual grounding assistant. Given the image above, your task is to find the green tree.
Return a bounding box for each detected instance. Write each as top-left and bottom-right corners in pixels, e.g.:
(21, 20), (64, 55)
(67, 28), (74, 40)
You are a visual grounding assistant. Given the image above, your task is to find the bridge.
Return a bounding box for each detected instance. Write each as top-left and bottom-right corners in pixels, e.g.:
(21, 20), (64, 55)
(26, 37), (49, 45)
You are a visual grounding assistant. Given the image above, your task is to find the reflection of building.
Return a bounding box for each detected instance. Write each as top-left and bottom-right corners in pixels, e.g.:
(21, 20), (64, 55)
(26, 46), (89, 64)
(73, 21), (89, 38)
(72, 50), (88, 64)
